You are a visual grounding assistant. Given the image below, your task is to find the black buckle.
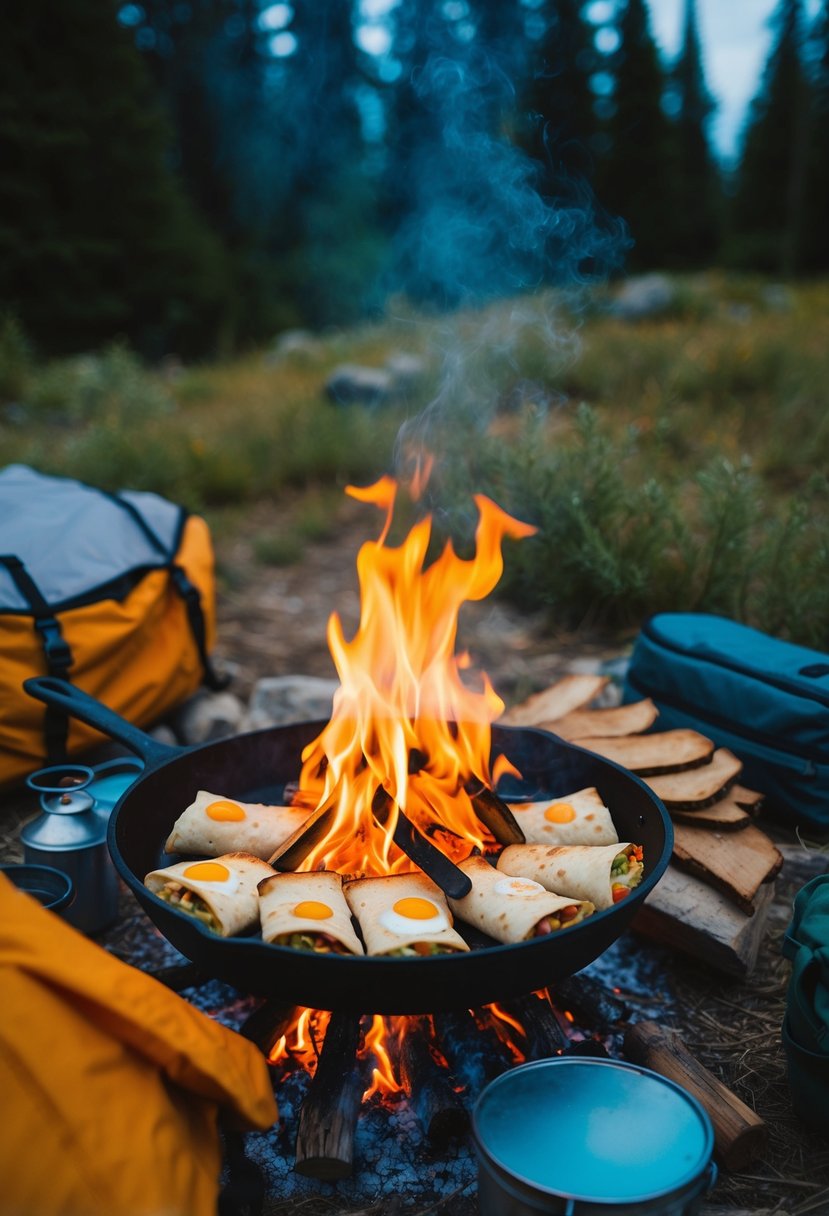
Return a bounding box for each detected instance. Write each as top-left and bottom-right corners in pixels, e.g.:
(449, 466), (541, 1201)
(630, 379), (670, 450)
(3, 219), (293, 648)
(35, 617), (73, 673)
(171, 564), (200, 607)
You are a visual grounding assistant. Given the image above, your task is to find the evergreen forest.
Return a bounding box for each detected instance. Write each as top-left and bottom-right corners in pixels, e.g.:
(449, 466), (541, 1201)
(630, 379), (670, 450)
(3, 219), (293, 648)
(1, 0), (828, 359)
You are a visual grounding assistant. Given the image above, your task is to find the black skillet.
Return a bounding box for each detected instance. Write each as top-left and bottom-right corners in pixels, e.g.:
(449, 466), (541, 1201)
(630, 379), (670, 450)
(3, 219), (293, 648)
(25, 677), (673, 1014)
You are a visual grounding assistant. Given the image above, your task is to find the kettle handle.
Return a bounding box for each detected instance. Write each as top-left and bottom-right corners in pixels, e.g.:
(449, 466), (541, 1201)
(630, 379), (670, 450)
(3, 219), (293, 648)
(24, 677), (182, 770)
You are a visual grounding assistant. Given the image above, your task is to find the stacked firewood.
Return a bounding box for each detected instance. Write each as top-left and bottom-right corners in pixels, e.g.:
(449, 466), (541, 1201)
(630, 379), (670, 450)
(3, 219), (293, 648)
(501, 673), (783, 975)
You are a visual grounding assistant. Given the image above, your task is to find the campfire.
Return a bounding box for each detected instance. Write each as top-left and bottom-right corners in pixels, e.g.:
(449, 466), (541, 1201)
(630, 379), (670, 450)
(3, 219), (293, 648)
(272, 469), (537, 882)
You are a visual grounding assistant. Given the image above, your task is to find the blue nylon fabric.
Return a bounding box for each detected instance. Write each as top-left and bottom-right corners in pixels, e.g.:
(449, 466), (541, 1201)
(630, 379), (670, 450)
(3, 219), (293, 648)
(782, 875), (829, 1133)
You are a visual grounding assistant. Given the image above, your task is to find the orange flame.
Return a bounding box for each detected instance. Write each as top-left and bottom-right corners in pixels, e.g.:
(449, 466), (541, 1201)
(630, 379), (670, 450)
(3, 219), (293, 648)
(268, 1007), (331, 1073)
(296, 476), (536, 876)
(361, 1016), (405, 1101)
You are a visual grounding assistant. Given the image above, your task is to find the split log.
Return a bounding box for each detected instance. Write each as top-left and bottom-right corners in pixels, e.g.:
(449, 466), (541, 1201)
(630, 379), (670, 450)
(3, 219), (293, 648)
(624, 1020), (768, 1171)
(397, 1016), (469, 1145)
(669, 797), (750, 831)
(294, 1011), (367, 1180)
(239, 999), (299, 1057)
(730, 785), (765, 814)
(645, 749), (742, 809)
(432, 1009), (508, 1092)
(671, 822), (783, 915)
(504, 992), (568, 1058)
(572, 729), (714, 776)
(542, 698), (658, 741)
(633, 863), (775, 975)
(500, 674), (609, 727)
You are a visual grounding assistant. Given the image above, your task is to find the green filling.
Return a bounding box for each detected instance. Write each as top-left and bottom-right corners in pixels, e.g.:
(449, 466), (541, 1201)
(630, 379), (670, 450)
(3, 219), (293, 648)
(275, 932), (344, 954)
(157, 885), (220, 933)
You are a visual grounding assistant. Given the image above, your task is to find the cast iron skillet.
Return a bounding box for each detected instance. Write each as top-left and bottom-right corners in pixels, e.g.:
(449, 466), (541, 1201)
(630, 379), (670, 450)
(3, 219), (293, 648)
(25, 677), (673, 1014)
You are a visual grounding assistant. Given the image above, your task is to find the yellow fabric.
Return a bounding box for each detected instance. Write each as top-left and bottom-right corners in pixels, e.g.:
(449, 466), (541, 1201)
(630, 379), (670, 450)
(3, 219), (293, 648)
(0, 514), (216, 787)
(0, 874), (277, 1216)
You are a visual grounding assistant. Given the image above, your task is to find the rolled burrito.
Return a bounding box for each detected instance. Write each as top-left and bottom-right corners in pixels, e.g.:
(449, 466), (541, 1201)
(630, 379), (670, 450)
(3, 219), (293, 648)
(344, 872), (469, 957)
(497, 842), (644, 911)
(258, 871), (364, 955)
(164, 790), (311, 860)
(506, 786), (618, 846)
(145, 852), (275, 936)
(448, 855), (593, 943)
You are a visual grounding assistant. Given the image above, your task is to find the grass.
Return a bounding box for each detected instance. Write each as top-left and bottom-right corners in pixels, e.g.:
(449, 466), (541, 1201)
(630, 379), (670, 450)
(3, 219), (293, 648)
(1, 273), (827, 646)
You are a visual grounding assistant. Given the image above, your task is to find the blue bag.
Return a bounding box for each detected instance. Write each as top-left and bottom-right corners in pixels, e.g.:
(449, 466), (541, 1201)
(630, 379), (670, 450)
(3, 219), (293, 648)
(623, 613), (829, 831)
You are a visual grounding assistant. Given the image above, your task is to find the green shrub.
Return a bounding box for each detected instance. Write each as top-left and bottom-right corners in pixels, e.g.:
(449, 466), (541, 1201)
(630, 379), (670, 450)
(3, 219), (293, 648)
(0, 313), (32, 401)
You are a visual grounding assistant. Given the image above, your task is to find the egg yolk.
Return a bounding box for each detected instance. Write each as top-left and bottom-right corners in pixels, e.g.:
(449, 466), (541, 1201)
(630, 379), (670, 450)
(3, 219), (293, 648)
(205, 799), (246, 821)
(182, 861), (231, 883)
(545, 802), (576, 823)
(392, 897), (439, 920)
(293, 900), (333, 920)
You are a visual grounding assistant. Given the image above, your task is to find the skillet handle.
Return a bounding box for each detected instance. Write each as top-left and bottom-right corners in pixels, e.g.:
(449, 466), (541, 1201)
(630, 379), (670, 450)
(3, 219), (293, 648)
(23, 676), (182, 769)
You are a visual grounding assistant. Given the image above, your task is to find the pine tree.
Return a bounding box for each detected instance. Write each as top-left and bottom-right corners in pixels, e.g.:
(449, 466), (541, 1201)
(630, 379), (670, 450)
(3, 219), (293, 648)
(0, 0), (228, 356)
(731, 0), (812, 274)
(803, 0), (829, 271)
(670, 0), (722, 264)
(520, 0), (597, 193)
(594, 0), (677, 268)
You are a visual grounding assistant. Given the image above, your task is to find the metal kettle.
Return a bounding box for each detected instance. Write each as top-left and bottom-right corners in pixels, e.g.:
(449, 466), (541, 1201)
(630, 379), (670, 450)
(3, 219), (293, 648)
(20, 762), (138, 934)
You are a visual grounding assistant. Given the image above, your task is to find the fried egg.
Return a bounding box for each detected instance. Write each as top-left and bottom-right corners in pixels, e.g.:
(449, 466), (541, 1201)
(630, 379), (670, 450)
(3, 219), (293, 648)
(205, 799), (246, 822)
(293, 900), (334, 920)
(493, 876), (547, 897)
(180, 860), (240, 895)
(379, 895), (450, 936)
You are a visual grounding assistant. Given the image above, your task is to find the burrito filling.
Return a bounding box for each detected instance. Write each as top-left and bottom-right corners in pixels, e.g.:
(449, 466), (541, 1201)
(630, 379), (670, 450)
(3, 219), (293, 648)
(611, 845), (644, 903)
(530, 903), (590, 938)
(156, 882), (220, 932)
(273, 931), (351, 954)
(387, 942), (462, 957)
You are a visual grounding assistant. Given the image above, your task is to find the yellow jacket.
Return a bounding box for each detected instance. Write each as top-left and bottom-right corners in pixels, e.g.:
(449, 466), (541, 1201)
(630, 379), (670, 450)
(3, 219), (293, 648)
(0, 873), (277, 1215)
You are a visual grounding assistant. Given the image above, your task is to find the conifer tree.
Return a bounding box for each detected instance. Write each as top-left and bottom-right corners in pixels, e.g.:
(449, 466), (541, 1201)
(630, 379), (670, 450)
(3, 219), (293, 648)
(670, 0), (721, 264)
(0, 0), (228, 355)
(594, 0), (677, 268)
(803, 0), (829, 270)
(731, 0), (811, 273)
(520, 0), (597, 194)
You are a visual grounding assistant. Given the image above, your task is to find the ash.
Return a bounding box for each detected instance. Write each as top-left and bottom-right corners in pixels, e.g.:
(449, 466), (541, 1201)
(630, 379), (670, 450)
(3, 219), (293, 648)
(100, 903), (677, 1211)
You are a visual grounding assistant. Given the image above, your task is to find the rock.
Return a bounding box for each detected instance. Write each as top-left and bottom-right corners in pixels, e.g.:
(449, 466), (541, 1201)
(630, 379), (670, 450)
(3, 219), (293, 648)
(385, 353), (427, 394)
(173, 690), (246, 745)
(611, 274), (675, 321)
(267, 329), (321, 363)
(246, 675), (339, 730)
(149, 723), (179, 749)
(325, 363), (395, 406)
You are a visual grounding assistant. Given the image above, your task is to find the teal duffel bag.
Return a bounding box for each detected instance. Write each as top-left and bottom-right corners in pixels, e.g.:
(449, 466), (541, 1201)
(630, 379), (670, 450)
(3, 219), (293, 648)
(623, 613), (829, 831)
(782, 874), (829, 1135)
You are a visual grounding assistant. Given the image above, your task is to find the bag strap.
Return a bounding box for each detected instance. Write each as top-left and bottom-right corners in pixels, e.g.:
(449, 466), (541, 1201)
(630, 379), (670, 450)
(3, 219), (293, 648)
(0, 554), (73, 762)
(103, 492), (228, 692)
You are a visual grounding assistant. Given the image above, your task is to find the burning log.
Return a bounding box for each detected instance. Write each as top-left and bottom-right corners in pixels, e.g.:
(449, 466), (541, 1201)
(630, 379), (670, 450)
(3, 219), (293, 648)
(503, 993), (569, 1058)
(549, 975), (631, 1028)
(295, 1011), (368, 1180)
(240, 999), (300, 1058)
(397, 1016), (469, 1145)
(465, 779), (525, 845)
(432, 1009), (509, 1092)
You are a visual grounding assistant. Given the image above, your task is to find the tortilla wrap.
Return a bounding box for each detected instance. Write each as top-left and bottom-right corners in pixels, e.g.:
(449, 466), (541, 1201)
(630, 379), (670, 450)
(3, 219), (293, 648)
(164, 790), (311, 860)
(258, 870), (364, 955)
(506, 786), (618, 846)
(145, 852), (275, 936)
(344, 872), (469, 956)
(448, 855), (594, 943)
(497, 842), (644, 911)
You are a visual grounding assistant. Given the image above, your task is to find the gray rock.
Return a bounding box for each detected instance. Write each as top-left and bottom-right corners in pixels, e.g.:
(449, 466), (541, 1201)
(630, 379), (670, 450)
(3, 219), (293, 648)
(385, 353), (427, 393)
(611, 274), (675, 321)
(325, 363), (395, 406)
(173, 690), (246, 745)
(268, 328), (321, 362)
(148, 723), (179, 748)
(246, 675), (339, 730)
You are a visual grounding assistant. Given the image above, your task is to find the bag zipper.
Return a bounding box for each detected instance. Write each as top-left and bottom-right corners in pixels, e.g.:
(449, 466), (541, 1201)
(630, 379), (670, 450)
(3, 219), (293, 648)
(626, 668), (822, 775)
(642, 617), (829, 711)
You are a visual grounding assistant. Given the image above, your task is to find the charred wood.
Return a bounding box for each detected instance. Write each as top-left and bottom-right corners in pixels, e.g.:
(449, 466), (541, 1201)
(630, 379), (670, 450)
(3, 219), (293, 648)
(466, 780), (525, 845)
(294, 1011), (367, 1180)
(503, 993), (568, 1059)
(239, 999), (299, 1057)
(432, 1009), (508, 1093)
(397, 1016), (469, 1145)
(549, 975), (631, 1028)
(372, 788), (472, 899)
